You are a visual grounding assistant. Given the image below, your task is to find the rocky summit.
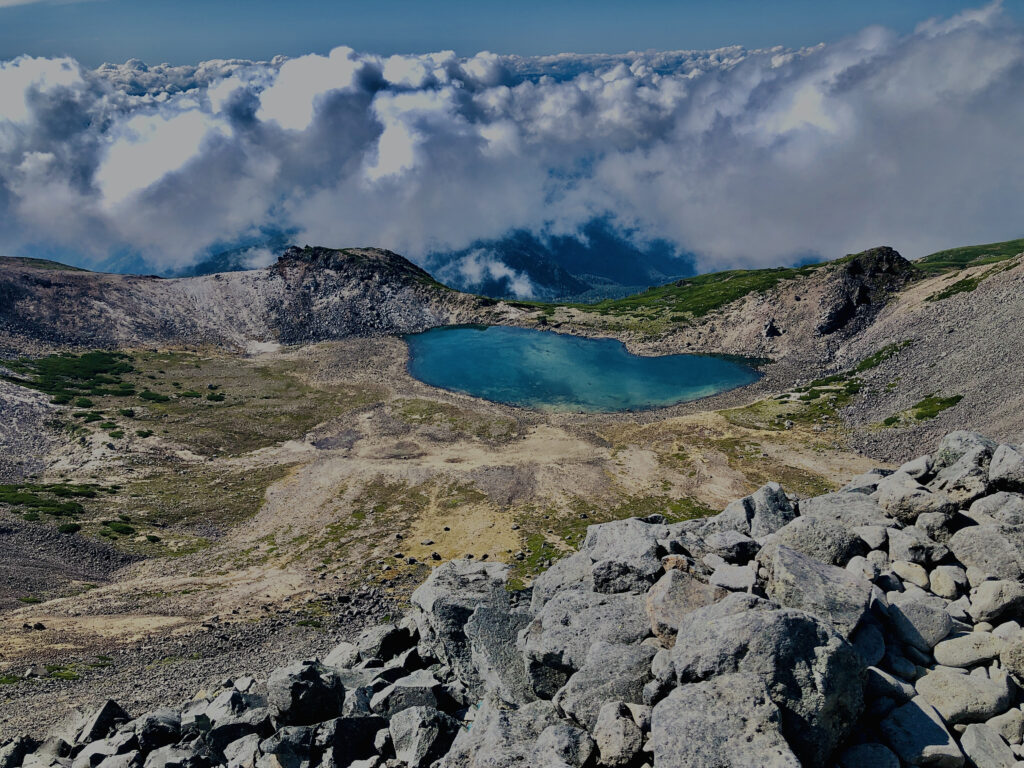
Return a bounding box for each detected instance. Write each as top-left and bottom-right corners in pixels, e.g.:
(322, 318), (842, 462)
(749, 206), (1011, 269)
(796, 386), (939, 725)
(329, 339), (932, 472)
(6, 430), (1024, 767)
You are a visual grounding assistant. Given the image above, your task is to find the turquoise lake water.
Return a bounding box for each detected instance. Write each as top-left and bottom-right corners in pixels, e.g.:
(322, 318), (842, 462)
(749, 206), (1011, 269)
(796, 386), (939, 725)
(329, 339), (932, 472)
(404, 326), (760, 412)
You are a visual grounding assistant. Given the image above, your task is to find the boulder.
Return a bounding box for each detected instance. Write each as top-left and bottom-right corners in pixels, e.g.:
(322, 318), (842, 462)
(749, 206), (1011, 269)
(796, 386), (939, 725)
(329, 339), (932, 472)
(133, 711), (180, 753)
(875, 471), (956, 524)
(669, 594), (865, 765)
(930, 565), (968, 600)
(518, 591), (649, 699)
(970, 580), (1024, 623)
(71, 732), (137, 768)
(886, 589), (953, 652)
(322, 642), (359, 670)
(798, 492), (890, 527)
(969, 493), (1024, 526)
(313, 717), (387, 768)
(930, 446), (993, 505)
(436, 695), (561, 768)
(987, 707), (1024, 745)
(915, 667), (1013, 724)
(580, 517), (666, 593)
(222, 735), (260, 768)
(933, 632), (1004, 668)
(0, 738), (35, 768)
(708, 562), (756, 592)
(948, 526), (1024, 582)
(355, 624), (414, 663)
(880, 696), (964, 768)
(717, 482), (796, 538)
(389, 707), (460, 768)
(990, 444), (1024, 493)
(766, 516), (865, 566)
(649, 674), (800, 768)
(529, 553), (593, 612)
(899, 455), (935, 482)
(644, 569), (725, 645)
(77, 701), (130, 745)
(553, 641), (657, 730)
(266, 661), (344, 726)
(959, 722), (1017, 768)
(761, 545), (872, 637)
(465, 601), (535, 705)
(999, 637), (1024, 683)
(257, 726), (313, 768)
(411, 559), (510, 691)
(531, 723), (595, 768)
(142, 745), (211, 768)
(888, 526), (948, 566)
(933, 432), (997, 470)
(592, 702), (642, 768)
(369, 670), (442, 718)
(703, 529), (759, 564)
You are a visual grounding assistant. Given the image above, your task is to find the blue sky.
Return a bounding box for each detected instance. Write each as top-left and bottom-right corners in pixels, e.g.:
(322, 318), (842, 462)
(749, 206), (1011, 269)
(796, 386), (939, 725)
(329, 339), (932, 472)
(1, 0), (1019, 64)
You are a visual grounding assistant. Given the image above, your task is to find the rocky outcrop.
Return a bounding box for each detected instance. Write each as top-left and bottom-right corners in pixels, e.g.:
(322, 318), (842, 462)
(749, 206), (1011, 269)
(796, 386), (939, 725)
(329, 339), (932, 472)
(0, 248), (487, 353)
(10, 430), (1024, 767)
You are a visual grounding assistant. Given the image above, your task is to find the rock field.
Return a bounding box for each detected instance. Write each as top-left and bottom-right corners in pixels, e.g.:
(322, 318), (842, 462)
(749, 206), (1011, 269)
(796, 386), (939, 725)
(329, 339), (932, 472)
(6, 430), (1024, 766)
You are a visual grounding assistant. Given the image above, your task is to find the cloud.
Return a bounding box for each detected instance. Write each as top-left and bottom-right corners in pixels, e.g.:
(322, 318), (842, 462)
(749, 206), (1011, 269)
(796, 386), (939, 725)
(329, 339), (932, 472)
(0, 3), (1023, 276)
(435, 250), (538, 298)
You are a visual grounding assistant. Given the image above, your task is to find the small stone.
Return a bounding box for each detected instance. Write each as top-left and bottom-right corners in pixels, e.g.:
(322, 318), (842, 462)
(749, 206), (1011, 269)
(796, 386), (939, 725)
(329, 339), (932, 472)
(892, 560), (929, 589)
(930, 565), (968, 600)
(987, 707), (1024, 745)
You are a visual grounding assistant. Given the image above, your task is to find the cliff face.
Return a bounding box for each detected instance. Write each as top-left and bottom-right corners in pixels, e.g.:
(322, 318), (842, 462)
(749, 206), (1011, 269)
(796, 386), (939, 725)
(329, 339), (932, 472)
(0, 248), (485, 353)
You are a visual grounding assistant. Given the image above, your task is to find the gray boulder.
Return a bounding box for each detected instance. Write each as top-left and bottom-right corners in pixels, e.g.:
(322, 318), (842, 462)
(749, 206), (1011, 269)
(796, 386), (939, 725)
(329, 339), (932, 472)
(798, 492), (890, 527)
(436, 695), (561, 768)
(266, 661), (344, 726)
(717, 482), (796, 538)
(933, 632), (1004, 668)
(529, 553), (593, 612)
(322, 642), (359, 670)
(553, 641), (657, 730)
(644, 569), (725, 645)
(888, 526), (948, 566)
(959, 723), (1017, 768)
(761, 545), (872, 637)
(969, 493), (1024, 526)
(592, 702), (642, 768)
(531, 723), (594, 768)
(519, 590), (649, 699)
(930, 445), (994, 505)
(313, 717), (387, 768)
(915, 667), (1013, 725)
(0, 738), (35, 768)
(933, 432), (997, 470)
(990, 445), (1024, 493)
(71, 732), (137, 768)
(703, 529), (759, 564)
(970, 580), (1024, 623)
(886, 589), (953, 652)
(880, 696), (964, 768)
(875, 471), (956, 524)
(389, 707), (460, 768)
(78, 701), (130, 745)
(410, 559), (510, 691)
(948, 526), (1024, 582)
(369, 670), (442, 718)
(355, 623), (414, 662)
(581, 517), (666, 594)
(668, 593), (865, 765)
(133, 711), (180, 753)
(465, 601), (535, 705)
(766, 516), (866, 566)
(649, 674), (800, 768)
(222, 735), (260, 768)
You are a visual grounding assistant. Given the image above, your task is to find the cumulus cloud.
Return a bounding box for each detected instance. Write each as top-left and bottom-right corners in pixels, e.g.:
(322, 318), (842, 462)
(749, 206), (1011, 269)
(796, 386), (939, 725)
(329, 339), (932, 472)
(0, 2), (1023, 275)
(435, 250), (538, 298)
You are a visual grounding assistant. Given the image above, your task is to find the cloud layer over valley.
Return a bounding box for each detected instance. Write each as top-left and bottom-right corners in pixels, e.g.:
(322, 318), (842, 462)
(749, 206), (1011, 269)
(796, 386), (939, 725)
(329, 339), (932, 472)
(1, 2), (1022, 279)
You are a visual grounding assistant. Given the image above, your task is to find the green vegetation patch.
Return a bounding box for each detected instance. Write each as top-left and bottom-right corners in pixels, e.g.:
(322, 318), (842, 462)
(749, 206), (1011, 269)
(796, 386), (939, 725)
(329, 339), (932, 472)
(853, 341), (914, 373)
(917, 237), (1024, 275)
(1, 351), (135, 400)
(912, 394), (963, 420)
(0, 483), (106, 517)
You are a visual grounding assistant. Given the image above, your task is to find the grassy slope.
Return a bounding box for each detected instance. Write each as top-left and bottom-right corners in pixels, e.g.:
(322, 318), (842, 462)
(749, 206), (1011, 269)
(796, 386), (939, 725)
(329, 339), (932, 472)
(1, 256), (89, 272)
(916, 237), (1024, 275)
